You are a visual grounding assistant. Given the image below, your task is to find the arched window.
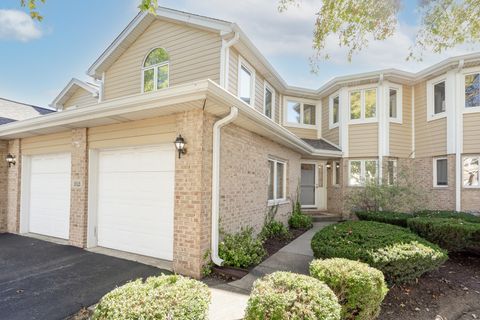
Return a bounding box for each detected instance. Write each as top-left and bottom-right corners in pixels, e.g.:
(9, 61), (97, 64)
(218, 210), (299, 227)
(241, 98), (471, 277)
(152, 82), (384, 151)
(142, 48), (169, 92)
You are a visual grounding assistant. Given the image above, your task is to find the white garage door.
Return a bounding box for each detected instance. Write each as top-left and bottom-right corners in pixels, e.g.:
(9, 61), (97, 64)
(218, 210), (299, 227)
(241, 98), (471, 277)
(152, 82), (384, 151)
(27, 153), (71, 239)
(96, 145), (175, 260)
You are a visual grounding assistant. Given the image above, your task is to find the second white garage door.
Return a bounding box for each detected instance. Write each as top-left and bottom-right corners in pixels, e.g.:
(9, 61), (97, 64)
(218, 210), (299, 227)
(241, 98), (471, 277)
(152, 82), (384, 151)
(96, 145), (175, 260)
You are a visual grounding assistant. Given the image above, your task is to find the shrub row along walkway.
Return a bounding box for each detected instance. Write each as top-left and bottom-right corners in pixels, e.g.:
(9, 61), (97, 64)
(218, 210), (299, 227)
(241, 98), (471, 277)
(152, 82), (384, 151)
(207, 222), (334, 320)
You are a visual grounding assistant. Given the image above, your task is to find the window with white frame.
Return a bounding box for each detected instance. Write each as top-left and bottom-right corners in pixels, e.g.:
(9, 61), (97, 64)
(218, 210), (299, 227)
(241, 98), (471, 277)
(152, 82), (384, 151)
(465, 73), (480, 109)
(333, 161), (340, 186)
(388, 86), (403, 123)
(142, 48), (169, 92)
(463, 156), (479, 188)
(264, 82), (275, 119)
(284, 99), (317, 127)
(427, 77), (446, 120)
(268, 159), (286, 202)
(348, 160), (378, 186)
(349, 88), (377, 121)
(238, 58), (255, 106)
(433, 157), (448, 187)
(387, 159), (397, 185)
(329, 94), (340, 128)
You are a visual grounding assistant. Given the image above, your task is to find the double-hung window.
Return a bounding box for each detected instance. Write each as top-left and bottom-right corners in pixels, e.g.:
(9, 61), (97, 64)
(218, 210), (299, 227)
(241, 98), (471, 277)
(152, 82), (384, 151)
(433, 157), (448, 187)
(264, 81), (275, 119)
(284, 98), (317, 127)
(329, 94), (340, 129)
(463, 156), (480, 188)
(268, 159), (287, 204)
(348, 160), (378, 186)
(427, 76), (447, 120)
(238, 57), (255, 106)
(388, 86), (402, 123)
(465, 72), (480, 109)
(349, 88), (377, 122)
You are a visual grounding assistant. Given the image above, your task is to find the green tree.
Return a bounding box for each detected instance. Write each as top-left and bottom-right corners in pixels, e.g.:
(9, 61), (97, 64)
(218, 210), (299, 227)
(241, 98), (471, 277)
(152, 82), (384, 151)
(279, 0), (480, 63)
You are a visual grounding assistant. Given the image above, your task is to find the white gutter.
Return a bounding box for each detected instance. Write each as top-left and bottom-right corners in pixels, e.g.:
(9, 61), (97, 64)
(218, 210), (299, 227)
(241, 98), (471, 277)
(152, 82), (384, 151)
(211, 106), (239, 266)
(220, 32), (239, 88)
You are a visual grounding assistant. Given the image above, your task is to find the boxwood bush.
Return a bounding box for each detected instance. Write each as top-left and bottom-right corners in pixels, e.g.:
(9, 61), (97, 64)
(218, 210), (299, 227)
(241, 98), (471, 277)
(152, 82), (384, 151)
(407, 217), (480, 254)
(415, 210), (480, 223)
(288, 212), (313, 229)
(310, 258), (388, 320)
(311, 221), (448, 284)
(92, 275), (210, 320)
(356, 211), (411, 227)
(219, 227), (266, 268)
(244, 271), (341, 320)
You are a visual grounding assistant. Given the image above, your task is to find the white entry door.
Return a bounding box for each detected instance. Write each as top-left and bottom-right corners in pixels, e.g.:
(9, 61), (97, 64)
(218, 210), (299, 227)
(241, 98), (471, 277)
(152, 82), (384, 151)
(300, 161), (327, 210)
(24, 153), (72, 239)
(94, 145), (175, 260)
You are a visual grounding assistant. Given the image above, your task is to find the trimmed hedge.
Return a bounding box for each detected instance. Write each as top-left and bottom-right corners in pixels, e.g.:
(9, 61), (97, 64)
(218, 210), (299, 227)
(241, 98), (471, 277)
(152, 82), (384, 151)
(415, 210), (480, 224)
(356, 211), (411, 227)
(311, 221), (448, 284)
(407, 217), (480, 254)
(245, 271), (341, 320)
(288, 212), (313, 229)
(310, 258), (388, 320)
(92, 275), (210, 320)
(219, 227), (266, 268)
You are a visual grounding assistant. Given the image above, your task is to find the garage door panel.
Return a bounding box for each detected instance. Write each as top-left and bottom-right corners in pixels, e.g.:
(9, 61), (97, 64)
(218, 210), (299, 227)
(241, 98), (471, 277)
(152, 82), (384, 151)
(96, 145), (174, 260)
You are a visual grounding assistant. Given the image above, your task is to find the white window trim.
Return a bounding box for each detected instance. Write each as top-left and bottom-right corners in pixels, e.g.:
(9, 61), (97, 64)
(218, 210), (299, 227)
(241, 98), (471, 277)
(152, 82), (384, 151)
(237, 56), (256, 107)
(388, 85), (403, 124)
(462, 155), (480, 189)
(461, 66), (480, 114)
(282, 96), (319, 129)
(263, 80), (275, 120)
(348, 159), (378, 187)
(329, 92), (340, 129)
(332, 161), (340, 186)
(427, 75), (447, 121)
(268, 158), (287, 206)
(141, 48), (170, 93)
(433, 157), (449, 188)
(348, 85), (378, 124)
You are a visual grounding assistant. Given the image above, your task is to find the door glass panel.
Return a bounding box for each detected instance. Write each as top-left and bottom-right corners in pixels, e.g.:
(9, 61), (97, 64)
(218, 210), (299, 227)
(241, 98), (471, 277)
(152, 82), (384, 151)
(317, 164), (324, 188)
(300, 163), (315, 206)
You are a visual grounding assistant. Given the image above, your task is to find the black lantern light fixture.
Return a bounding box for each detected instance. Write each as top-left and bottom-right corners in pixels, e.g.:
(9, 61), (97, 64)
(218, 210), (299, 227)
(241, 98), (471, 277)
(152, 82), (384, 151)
(5, 153), (16, 167)
(174, 134), (187, 158)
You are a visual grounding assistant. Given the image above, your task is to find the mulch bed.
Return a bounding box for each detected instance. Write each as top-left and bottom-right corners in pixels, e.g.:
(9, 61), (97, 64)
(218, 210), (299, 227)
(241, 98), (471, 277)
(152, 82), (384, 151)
(379, 254), (480, 320)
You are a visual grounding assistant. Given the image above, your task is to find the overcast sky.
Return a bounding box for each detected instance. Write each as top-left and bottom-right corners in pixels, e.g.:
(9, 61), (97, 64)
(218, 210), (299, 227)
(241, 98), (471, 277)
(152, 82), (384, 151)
(1, 0), (479, 108)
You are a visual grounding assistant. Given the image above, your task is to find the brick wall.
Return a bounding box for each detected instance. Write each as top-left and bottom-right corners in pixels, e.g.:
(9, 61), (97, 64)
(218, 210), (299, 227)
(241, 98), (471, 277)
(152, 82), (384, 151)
(219, 123), (302, 235)
(0, 140), (8, 232)
(7, 139), (21, 233)
(462, 189), (480, 213)
(69, 128), (89, 247)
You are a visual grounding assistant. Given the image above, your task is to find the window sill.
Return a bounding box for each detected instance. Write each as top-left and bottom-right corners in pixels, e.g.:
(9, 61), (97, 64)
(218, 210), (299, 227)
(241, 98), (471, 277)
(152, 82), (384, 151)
(389, 118), (403, 124)
(427, 113), (446, 122)
(463, 106), (480, 114)
(463, 186), (480, 189)
(348, 118), (377, 125)
(329, 123), (339, 130)
(283, 122), (317, 129)
(432, 185), (449, 189)
(267, 199), (290, 206)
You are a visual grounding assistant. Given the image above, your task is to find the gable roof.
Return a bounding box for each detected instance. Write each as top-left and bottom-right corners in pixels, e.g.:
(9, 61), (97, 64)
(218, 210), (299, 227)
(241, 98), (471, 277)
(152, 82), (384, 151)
(51, 78), (99, 110)
(0, 97), (54, 125)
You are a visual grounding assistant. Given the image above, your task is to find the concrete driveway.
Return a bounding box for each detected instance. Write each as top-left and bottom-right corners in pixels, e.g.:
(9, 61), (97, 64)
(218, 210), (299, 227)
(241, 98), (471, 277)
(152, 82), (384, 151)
(0, 233), (168, 320)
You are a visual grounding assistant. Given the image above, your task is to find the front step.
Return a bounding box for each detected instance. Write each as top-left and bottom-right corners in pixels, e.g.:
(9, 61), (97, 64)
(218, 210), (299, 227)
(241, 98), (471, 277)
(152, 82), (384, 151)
(303, 210), (344, 222)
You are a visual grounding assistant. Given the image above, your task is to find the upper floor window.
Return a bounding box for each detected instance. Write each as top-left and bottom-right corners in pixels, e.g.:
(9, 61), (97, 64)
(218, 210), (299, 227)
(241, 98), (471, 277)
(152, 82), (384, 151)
(465, 73), (480, 109)
(427, 76), (446, 120)
(238, 57), (255, 106)
(142, 48), (169, 93)
(389, 86), (403, 123)
(433, 81), (446, 114)
(264, 81), (275, 119)
(284, 98), (317, 127)
(349, 88), (377, 122)
(329, 94), (339, 129)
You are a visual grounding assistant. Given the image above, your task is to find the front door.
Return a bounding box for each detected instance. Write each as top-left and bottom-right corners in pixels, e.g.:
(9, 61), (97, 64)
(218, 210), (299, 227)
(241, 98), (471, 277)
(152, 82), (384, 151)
(300, 161), (327, 210)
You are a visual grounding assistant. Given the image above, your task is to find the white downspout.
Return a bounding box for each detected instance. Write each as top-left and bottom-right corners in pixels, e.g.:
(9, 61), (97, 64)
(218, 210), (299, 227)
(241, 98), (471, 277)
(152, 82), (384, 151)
(455, 60), (464, 211)
(211, 106), (239, 266)
(219, 32), (239, 89)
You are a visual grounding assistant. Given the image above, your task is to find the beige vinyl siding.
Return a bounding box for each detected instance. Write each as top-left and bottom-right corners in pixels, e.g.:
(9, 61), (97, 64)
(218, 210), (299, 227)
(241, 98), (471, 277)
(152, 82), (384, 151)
(285, 127), (318, 139)
(349, 123), (378, 157)
(321, 96), (339, 145)
(22, 131), (71, 155)
(274, 92), (281, 124)
(104, 19), (222, 100)
(389, 85), (412, 158)
(88, 116), (176, 149)
(463, 112), (480, 153)
(228, 47), (239, 95)
(414, 82), (447, 157)
(63, 88), (97, 110)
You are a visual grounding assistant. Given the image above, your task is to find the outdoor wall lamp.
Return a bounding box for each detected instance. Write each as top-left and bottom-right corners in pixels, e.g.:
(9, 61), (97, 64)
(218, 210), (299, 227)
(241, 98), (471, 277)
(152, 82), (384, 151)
(326, 163), (332, 169)
(174, 134), (187, 159)
(5, 153), (16, 167)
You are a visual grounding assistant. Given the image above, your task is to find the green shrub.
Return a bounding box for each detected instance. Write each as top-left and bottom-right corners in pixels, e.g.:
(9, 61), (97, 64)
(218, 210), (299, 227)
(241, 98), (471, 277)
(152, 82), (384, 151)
(219, 227), (266, 268)
(356, 211), (412, 227)
(92, 275), (210, 320)
(260, 220), (290, 240)
(310, 258), (388, 320)
(245, 271), (341, 320)
(415, 210), (480, 223)
(288, 212), (314, 229)
(407, 217), (480, 253)
(311, 221), (448, 284)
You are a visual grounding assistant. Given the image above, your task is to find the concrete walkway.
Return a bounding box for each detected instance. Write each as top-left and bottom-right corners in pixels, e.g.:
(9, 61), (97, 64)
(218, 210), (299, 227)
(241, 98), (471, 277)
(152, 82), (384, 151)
(208, 222), (333, 320)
